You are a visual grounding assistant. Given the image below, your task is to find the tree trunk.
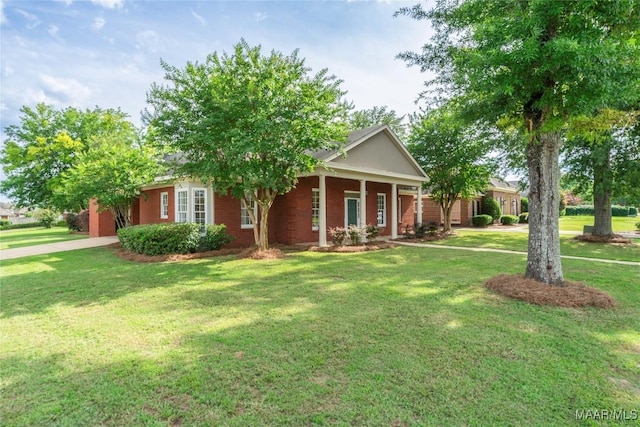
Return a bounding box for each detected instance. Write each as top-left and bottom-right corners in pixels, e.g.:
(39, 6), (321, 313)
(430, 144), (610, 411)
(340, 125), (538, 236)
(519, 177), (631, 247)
(258, 203), (270, 251)
(441, 197), (455, 232)
(592, 143), (614, 237)
(525, 132), (564, 285)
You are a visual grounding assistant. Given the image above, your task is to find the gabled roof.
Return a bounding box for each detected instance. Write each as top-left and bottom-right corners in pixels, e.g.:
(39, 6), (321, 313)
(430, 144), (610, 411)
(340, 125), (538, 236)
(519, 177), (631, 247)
(316, 125), (428, 181)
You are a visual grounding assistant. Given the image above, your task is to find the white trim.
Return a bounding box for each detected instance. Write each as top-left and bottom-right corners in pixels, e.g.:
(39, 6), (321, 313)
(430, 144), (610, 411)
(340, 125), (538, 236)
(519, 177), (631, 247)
(176, 189), (188, 223)
(240, 198), (257, 229)
(160, 191), (169, 219)
(312, 188), (320, 231)
(192, 187), (207, 229)
(376, 193), (387, 227)
(391, 184), (398, 239)
(314, 163), (427, 187)
(416, 186), (423, 224)
(319, 175), (327, 246)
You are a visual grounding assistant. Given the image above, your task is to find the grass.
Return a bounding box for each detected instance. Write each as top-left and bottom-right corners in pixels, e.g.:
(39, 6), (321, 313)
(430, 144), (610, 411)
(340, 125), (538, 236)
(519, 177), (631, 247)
(1, 245), (639, 426)
(430, 229), (640, 262)
(559, 215), (639, 233)
(0, 226), (87, 250)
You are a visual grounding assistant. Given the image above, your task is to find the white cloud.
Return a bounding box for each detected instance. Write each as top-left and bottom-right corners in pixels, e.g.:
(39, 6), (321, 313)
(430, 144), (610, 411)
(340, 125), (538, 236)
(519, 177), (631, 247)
(3, 65), (14, 78)
(57, 0), (74, 6)
(92, 17), (105, 31)
(90, 0), (123, 9)
(1, 0), (7, 25)
(191, 11), (206, 26)
(136, 30), (163, 53)
(15, 9), (41, 29)
(255, 12), (268, 22)
(39, 74), (92, 104)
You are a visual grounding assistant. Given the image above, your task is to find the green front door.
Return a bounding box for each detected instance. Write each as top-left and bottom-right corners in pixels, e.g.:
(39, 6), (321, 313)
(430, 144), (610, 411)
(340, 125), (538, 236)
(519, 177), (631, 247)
(346, 198), (359, 227)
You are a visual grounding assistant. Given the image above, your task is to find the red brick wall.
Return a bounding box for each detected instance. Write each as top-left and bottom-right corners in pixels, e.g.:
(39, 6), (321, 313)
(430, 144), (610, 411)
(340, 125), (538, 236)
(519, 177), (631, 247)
(139, 187), (174, 224)
(89, 198), (116, 237)
(399, 194), (414, 233)
(421, 198), (442, 224)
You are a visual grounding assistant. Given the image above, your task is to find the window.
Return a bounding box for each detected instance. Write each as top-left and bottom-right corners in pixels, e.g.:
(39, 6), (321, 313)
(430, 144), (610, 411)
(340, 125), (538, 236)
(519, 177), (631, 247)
(241, 198), (257, 229)
(312, 189), (319, 231)
(160, 192), (169, 219)
(193, 188), (206, 231)
(377, 193), (386, 227)
(176, 190), (188, 223)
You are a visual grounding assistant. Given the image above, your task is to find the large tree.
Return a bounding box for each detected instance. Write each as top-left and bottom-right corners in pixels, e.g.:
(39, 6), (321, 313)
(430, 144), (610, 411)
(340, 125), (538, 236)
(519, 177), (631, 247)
(145, 40), (350, 251)
(1, 104), (133, 211)
(397, 0), (640, 285)
(563, 110), (639, 237)
(349, 106), (407, 139)
(62, 129), (163, 230)
(408, 104), (495, 232)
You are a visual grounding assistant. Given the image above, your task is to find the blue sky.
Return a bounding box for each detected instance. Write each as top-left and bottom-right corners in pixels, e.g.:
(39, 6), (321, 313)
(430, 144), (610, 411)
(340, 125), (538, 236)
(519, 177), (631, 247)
(0, 0), (433, 202)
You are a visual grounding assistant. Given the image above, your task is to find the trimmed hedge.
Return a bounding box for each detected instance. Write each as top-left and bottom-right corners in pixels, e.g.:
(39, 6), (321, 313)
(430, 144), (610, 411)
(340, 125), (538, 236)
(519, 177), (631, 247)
(199, 224), (234, 251)
(500, 215), (519, 225)
(482, 197), (502, 222)
(0, 222), (42, 231)
(0, 219), (10, 227)
(565, 205), (638, 217)
(519, 212), (529, 224)
(118, 223), (202, 255)
(472, 214), (494, 227)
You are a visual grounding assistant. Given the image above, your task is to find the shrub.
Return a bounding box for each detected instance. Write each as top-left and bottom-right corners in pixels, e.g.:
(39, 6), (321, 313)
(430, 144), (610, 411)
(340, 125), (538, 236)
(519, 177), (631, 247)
(482, 197), (501, 222)
(66, 213), (83, 231)
(629, 207), (638, 216)
(500, 215), (519, 225)
(118, 223), (202, 255)
(199, 224), (234, 251)
(472, 214), (494, 227)
(329, 227), (347, 246)
(365, 224), (380, 239)
(519, 212), (529, 224)
(0, 222), (42, 231)
(521, 197), (528, 213)
(0, 219), (10, 227)
(413, 223), (427, 238)
(426, 221), (439, 236)
(636, 221), (640, 231)
(565, 205), (635, 217)
(35, 209), (58, 228)
(347, 225), (363, 245)
(611, 205), (630, 217)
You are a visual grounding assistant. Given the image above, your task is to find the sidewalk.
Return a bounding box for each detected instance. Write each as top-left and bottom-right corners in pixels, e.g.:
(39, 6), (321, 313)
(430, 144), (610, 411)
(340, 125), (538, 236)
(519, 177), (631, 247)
(0, 236), (119, 261)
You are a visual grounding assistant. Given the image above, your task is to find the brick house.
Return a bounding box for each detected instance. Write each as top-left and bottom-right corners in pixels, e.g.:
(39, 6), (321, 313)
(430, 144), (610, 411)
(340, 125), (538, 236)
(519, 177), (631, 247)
(89, 125), (429, 246)
(416, 178), (522, 226)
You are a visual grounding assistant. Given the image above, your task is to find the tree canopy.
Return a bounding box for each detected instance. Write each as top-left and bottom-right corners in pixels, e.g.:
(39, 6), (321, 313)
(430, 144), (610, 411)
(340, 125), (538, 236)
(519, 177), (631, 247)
(397, 0), (640, 284)
(145, 39), (350, 250)
(408, 104), (495, 232)
(0, 104), (134, 211)
(349, 106), (406, 139)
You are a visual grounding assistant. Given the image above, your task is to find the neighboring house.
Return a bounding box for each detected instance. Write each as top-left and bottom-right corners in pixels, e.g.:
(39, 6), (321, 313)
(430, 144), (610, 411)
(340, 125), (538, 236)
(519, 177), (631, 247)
(0, 202), (33, 223)
(89, 125), (429, 246)
(416, 177), (522, 226)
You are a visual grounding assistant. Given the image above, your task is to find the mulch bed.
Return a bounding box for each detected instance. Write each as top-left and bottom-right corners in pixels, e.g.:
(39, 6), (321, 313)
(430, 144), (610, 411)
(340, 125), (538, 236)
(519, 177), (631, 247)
(485, 274), (616, 309)
(108, 243), (245, 263)
(394, 231), (453, 243)
(573, 234), (633, 245)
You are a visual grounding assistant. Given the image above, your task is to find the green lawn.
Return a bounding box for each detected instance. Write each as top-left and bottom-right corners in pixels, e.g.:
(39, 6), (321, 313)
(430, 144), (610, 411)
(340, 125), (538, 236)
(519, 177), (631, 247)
(0, 226), (87, 250)
(1, 246), (638, 426)
(559, 215), (639, 233)
(432, 230), (640, 262)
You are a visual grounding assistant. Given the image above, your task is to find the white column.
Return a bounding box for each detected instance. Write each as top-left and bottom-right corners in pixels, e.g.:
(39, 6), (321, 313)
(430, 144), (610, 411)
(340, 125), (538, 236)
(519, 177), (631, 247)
(359, 179), (367, 242)
(319, 174), (327, 247)
(391, 183), (398, 239)
(416, 186), (423, 225)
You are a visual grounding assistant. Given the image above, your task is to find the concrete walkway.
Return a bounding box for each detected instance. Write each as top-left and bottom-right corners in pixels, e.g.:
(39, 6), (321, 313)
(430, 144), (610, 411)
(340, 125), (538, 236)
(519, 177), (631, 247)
(0, 236), (119, 261)
(393, 241), (640, 267)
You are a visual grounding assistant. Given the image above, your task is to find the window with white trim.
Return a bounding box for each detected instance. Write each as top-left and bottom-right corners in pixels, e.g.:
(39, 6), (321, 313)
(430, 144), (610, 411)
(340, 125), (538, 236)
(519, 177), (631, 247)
(160, 192), (169, 219)
(176, 190), (188, 223)
(241, 198), (257, 229)
(377, 193), (386, 227)
(312, 189), (319, 231)
(193, 188), (206, 231)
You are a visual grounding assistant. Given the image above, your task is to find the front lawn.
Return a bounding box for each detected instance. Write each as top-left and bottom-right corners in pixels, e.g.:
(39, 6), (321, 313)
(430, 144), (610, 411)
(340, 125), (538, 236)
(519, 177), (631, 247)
(559, 215), (639, 233)
(0, 226), (87, 250)
(1, 246), (638, 426)
(430, 230), (640, 262)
